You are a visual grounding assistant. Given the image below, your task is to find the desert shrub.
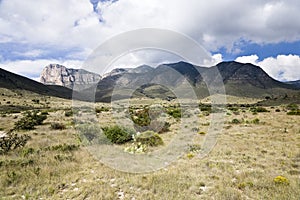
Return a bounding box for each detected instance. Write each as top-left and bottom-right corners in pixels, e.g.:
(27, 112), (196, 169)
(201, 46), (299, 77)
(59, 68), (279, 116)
(134, 131), (164, 147)
(199, 104), (212, 112)
(237, 182), (254, 190)
(95, 106), (110, 113)
(14, 111), (47, 130)
(166, 107), (181, 119)
(130, 107), (151, 126)
(252, 118), (260, 124)
(0, 132), (30, 154)
(64, 110), (73, 117)
(198, 131), (206, 135)
(231, 118), (241, 124)
(102, 125), (134, 144)
(250, 106), (269, 113)
(188, 144), (201, 152)
(46, 144), (79, 152)
(186, 152), (194, 159)
(286, 103), (298, 111)
(275, 109), (281, 112)
(273, 175), (289, 185)
(21, 147), (35, 157)
(50, 122), (66, 130)
(32, 99), (40, 104)
(134, 120), (170, 133)
(287, 110), (300, 115)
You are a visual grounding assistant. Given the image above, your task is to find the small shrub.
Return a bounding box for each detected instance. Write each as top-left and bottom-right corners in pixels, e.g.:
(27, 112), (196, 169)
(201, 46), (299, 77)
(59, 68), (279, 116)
(252, 118), (260, 124)
(21, 147), (35, 157)
(130, 107), (151, 126)
(134, 120), (170, 133)
(134, 131), (164, 147)
(50, 122), (66, 130)
(287, 110), (300, 115)
(187, 152), (194, 159)
(273, 175), (289, 185)
(286, 103), (298, 111)
(198, 131), (206, 135)
(231, 118), (241, 124)
(102, 125), (134, 144)
(188, 144), (201, 152)
(275, 109), (280, 112)
(95, 106), (110, 113)
(166, 107), (181, 119)
(237, 182), (254, 190)
(32, 99), (40, 104)
(250, 107), (269, 113)
(14, 111), (47, 130)
(46, 144), (79, 152)
(64, 110), (73, 117)
(0, 132), (30, 154)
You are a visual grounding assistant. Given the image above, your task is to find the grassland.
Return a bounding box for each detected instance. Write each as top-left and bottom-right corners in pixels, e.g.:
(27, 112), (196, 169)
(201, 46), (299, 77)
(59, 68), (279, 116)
(0, 89), (299, 199)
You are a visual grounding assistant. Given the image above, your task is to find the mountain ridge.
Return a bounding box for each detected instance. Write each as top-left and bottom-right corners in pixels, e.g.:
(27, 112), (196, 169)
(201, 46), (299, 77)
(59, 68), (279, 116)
(1, 61), (299, 102)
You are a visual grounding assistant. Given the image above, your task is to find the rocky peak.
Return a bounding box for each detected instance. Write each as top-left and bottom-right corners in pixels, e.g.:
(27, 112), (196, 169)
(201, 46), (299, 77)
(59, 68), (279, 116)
(40, 64), (101, 90)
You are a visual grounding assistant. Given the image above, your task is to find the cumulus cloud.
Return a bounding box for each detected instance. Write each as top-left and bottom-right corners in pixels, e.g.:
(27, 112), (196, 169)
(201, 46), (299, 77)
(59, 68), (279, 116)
(0, 0), (299, 80)
(235, 54), (300, 81)
(1, 0), (299, 51)
(0, 59), (83, 81)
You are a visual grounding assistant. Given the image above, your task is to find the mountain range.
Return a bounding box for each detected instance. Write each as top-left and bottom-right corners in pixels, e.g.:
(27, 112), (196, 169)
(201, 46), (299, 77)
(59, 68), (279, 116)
(0, 61), (299, 103)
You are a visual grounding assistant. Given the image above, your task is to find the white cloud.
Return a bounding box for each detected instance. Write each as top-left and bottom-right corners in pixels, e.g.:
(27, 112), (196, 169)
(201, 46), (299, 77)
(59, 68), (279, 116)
(235, 55), (259, 64)
(13, 49), (46, 58)
(0, 0), (299, 81)
(1, 0), (299, 51)
(235, 54), (300, 81)
(0, 59), (83, 80)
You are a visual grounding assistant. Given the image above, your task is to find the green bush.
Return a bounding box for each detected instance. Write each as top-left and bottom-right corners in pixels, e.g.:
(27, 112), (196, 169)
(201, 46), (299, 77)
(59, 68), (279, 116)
(252, 118), (260, 124)
(231, 118), (241, 124)
(0, 132), (30, 154)
(130, 107), (151, 126)
(250, 107), (269, 113)
(287, 110), (300, 115)
(50, 122), (66, 130)
(64, 110), (73, 117)
(95, 106), (110, 113)
(102, 125), (134, 144)
(134, 131), (164, 147)
(14, 111), (47, 130)
(286, 103), (298, 111)
(166, 107), (181, 119)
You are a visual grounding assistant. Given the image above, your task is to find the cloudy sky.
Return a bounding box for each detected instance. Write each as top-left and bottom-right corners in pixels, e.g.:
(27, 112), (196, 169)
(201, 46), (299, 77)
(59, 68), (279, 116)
(0, 0), (299, 81)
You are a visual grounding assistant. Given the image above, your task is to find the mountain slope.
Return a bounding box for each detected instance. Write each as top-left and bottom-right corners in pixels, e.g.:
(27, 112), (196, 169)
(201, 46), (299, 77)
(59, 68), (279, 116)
(0, 68), (73, 99)
(40, 64), (101, 89)
(38, 61), (299, 102)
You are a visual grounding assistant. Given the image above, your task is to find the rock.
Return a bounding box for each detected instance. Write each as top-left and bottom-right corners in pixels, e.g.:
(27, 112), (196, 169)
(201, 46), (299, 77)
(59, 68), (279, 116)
(40, 64), (101, 90)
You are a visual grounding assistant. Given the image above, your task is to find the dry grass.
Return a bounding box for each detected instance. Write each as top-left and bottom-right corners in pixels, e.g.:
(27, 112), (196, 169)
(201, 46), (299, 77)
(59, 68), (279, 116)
(0, 91), (299, 199)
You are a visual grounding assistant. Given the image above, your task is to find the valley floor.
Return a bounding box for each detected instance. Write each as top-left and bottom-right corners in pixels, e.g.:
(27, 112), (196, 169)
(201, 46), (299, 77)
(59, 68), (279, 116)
(0, 91), (299, 199)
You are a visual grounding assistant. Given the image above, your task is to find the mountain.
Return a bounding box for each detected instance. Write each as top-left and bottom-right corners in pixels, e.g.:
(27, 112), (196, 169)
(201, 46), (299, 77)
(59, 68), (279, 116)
(205, 61), (296, 98)
(98, 61), (298, 101)
(38, 61), (299, 102)
(285, 80), (300, 89)
(0, 68), (74, 99)
(40, 64), (101, 90)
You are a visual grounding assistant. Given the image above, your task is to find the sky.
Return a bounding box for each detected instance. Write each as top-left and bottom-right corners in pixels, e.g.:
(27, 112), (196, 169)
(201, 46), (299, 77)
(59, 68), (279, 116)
(0, 0), (300, 82)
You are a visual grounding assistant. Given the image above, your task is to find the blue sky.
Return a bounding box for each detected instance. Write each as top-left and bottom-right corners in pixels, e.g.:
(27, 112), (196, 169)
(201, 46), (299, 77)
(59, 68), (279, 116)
(0, 0), (300, 81)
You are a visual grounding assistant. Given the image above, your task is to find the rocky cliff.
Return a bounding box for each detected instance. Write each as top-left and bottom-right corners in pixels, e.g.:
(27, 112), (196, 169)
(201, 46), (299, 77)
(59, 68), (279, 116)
(40, 64), (101, 90)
